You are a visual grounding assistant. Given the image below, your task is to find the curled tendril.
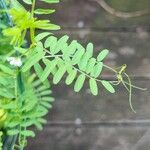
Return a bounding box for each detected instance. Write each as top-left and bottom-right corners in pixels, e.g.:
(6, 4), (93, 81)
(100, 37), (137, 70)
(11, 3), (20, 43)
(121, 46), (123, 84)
(111, 64), (147, 113)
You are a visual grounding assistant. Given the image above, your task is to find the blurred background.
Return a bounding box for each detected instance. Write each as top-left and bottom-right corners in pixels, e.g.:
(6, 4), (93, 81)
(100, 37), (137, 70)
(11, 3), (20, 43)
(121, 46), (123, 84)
(27, 0), (150, 149)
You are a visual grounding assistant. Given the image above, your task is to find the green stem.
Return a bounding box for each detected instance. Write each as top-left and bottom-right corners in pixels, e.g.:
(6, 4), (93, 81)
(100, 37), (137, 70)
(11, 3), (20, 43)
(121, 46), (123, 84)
(124, 81), (147, 91)
(30, 0), (36, 44)
(30, 28), (35, 45)
(31, 0), (36, 18)
(103, 64), (117, 73)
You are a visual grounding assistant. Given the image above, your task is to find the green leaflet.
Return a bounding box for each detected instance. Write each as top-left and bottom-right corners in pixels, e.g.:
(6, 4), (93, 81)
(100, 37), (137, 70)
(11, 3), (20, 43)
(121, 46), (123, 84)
(60, 43), (68, 54)
(21, 130), (35, 137)
(34, 9), (55, 15)
(0, 101), (16, 109)
(97, 49), (109, 62)
(40, 0), (60, 3)
(41, 97), (55, 102)
(37, 118), (47, 124)
(44, 36), (57, 49)
(0, 76), (8, 85)
(14, 47), (28, 54)
(78, 43), (93, 71)
(34, 63), (43, 78)
(63, 54), (72, 63)
(35, 32), (52, 42)
(78, 54), (89, 71)
(34, 122), (43, 130)
(57, 35), (69, 53)
(22, 51), (45, 72)
(53, 65), (66, 84)
(86, 43), (93, 58)
(89, 78), (98, 96)
(86, 58), (96, 74)
(23, 0), (32, 5)
(41, 59), (58, 82)
(22, 100), (37, 112)
(91, 62), (103, 78)
(39, 90), (52, 96)
(34, 63), (50, 88)
(41, 101), (52, 109)
(0, 64), (14, 75)
(21, 120), (35, 127)
(74, 74), (85, 92)
(6, 119), (21, 128)
(72, 46), (85, 65)
(0, 90), (14, 99)
(7, 129), (20, 136)
(65, 69), (77, 85)
(34, 21), (60, 30)
(35, 42), (44, 52)
(36, 106), (49, 117)
(57, 57), (65, 67)
(101, 80), (115, 93)
(66, 40), (77, 55)
(36, 84), (50, 93)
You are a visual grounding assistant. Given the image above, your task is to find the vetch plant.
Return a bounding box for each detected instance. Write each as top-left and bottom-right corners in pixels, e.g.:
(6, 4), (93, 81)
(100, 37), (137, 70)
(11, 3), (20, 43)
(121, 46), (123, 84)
(0, 0), (146, 149)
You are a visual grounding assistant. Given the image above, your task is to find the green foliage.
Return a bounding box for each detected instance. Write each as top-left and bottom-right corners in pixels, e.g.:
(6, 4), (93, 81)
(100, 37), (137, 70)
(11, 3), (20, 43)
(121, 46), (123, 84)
(0, 0), (146, 149)
(1, 73), (54, 147)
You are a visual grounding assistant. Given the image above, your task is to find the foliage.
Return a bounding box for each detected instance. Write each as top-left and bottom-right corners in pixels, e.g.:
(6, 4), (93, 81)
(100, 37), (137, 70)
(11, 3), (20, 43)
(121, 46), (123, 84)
(0, 0), (146, 149)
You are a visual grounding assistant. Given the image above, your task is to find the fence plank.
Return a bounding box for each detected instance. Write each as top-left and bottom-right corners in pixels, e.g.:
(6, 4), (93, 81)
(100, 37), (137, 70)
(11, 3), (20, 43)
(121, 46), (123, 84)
(27, 126), (150, 150)
(37, 0), (150, 28)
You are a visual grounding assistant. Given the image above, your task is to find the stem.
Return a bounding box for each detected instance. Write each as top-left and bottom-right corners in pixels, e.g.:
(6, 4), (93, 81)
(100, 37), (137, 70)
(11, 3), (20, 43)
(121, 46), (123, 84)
(14, 74), (18, 98)
(30, 0), (36, 44)
(103, 64), (117, 73)
(20, 29), (27, 47)
(30, 28), (35, 45)
(31, 0), (36, 18)
(124, 81), (147, 91)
